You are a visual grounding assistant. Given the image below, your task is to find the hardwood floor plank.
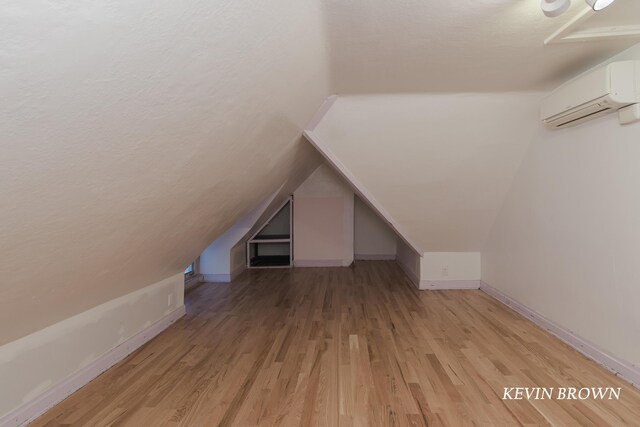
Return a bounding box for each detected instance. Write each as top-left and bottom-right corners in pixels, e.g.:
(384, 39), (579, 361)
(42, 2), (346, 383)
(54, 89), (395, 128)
(30, 262), (640, 426)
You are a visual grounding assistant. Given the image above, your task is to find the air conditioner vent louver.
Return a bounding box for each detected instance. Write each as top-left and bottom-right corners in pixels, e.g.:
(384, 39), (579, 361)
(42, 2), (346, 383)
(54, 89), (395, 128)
(549, 105), (613, 129)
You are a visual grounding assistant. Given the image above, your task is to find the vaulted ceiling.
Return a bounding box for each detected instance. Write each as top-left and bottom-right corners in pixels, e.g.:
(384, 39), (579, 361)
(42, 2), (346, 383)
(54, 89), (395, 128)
(307, 93), (543, 253)
(323, 0), (640, 92)
(0, 0), (329, 344)
(1, 0), (638, 344)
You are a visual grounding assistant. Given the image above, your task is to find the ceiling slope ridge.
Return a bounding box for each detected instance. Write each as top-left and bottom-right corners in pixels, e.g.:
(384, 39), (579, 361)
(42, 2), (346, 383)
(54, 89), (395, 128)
(304, 93), (543, 253)
(304, 125), (424, 256)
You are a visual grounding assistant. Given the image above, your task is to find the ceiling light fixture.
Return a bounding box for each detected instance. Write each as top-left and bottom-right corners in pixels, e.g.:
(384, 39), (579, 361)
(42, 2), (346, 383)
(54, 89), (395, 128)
(541, 0), (571, 17)
(541, 0), (617, 17)
(585, 0), (616, 11)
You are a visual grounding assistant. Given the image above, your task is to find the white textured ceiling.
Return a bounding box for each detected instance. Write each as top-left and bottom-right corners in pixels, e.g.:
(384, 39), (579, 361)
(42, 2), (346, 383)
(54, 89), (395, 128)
(0, 0), (328, 345)
(323, 0), (640, 92)
(311, 93), (544, 252)
(577, 0), (640, 28)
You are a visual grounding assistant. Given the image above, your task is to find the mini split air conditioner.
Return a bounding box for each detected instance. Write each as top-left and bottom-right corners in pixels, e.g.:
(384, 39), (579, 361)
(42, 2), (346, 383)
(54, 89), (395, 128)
(541, 60), (640, 129)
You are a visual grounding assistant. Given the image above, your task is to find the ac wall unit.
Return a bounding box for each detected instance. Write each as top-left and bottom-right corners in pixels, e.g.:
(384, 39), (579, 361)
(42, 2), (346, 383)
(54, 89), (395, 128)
(541, 60), (640, 129)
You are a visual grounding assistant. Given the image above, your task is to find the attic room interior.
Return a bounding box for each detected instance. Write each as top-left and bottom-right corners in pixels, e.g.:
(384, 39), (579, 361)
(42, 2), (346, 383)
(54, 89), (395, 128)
(2, 0), (640, 425)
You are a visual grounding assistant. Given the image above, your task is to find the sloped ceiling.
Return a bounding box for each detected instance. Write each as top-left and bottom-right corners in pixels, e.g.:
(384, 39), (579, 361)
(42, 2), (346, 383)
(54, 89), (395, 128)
(309, 93), (543, 253)
(323, 0), (640, 92)
(0, 0), (328, 345)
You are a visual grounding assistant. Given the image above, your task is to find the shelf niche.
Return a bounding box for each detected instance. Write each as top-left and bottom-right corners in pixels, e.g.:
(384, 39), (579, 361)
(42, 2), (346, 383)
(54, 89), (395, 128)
(247, 197), (292, 268)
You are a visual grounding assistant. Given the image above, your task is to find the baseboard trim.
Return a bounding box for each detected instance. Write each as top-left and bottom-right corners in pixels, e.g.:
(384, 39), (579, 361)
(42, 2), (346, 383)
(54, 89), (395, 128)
(480, 280), (640, 389)
(420, 280), (480, 290)
(203, 273), (231, 283)
(184, 273), (203, 285)
(0, 306), (186, 427)
(355, 254), (396, 261)
(294, 259), (345, 267)
(204, 265), (246, 283)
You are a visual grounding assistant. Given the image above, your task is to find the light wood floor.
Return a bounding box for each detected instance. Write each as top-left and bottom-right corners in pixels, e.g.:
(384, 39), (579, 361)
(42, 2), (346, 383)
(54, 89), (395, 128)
(33, 262), (640, 426)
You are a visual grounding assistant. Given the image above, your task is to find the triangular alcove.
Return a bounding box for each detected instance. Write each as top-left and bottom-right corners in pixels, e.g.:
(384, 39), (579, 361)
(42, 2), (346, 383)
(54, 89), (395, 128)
(247, 197), (292, 268)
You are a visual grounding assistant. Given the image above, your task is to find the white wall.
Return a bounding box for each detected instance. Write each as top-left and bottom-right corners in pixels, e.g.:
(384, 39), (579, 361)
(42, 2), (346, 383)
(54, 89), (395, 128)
(200, 228), (246, 281)
(0, 274), (184, 424)
(259, 203), (291, 237)
(199, 187), (281, 282)
(230, 243), (248, 279)
(0, 0), (330, 346)
(293, 164), (354, 267)
(309, 93), (539, 289)
(396, 239), (421, 286)
(312, 93), (541, 252)
(421, 252), (480, 280)
(354, 196), (397, 260)
(396, 248), (481, 290)
(482, 43), (640, 370)
(419, 252), (480, 290)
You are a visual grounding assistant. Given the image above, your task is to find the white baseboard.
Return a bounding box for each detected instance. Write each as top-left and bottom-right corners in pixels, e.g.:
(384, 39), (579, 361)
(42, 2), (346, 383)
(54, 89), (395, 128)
(420, 280), (480, 290)
(0, 306), (186, 427)
(203, 265), (245, 283)
(354, 254), (396, 261)
(203, 273), (231, 283)
(480, 281), (640, 389)
(293, 259), (346, 267)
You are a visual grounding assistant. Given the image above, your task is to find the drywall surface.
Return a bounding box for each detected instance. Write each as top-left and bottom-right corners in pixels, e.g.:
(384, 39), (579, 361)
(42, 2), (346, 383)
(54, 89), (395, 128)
(354, 196), (397, 259)
(260, 203), (291, 237)
(313, 93), (541, 252)
(294, 197), (346, 265)
(421, 252), (480, 281)
(0, 274), (184, 420)
(200, 188), (281, 280)
(293, 164), (354, 266)
(396, 239), (420, 287)
(483, 115), (640, 368)
(396, 247), (480, 289)
(230, 244), (247, 280)
(0, 0), (330, 344)
(483, 43), (640, 369)
(201, 229), (248, 279)
(322, 0), (639, 92)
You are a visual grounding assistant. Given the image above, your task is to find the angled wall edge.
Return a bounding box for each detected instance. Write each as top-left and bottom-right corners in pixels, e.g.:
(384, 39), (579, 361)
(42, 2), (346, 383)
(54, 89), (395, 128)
(304, 129), (423, 255)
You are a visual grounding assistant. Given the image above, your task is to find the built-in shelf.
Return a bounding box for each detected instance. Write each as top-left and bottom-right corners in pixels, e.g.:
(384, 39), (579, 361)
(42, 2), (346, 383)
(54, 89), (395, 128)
(249, 255), (291, 267)
(247, 197), (292, 268)
(251, 238), (290, 243)
(251, 234), (290, 243)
